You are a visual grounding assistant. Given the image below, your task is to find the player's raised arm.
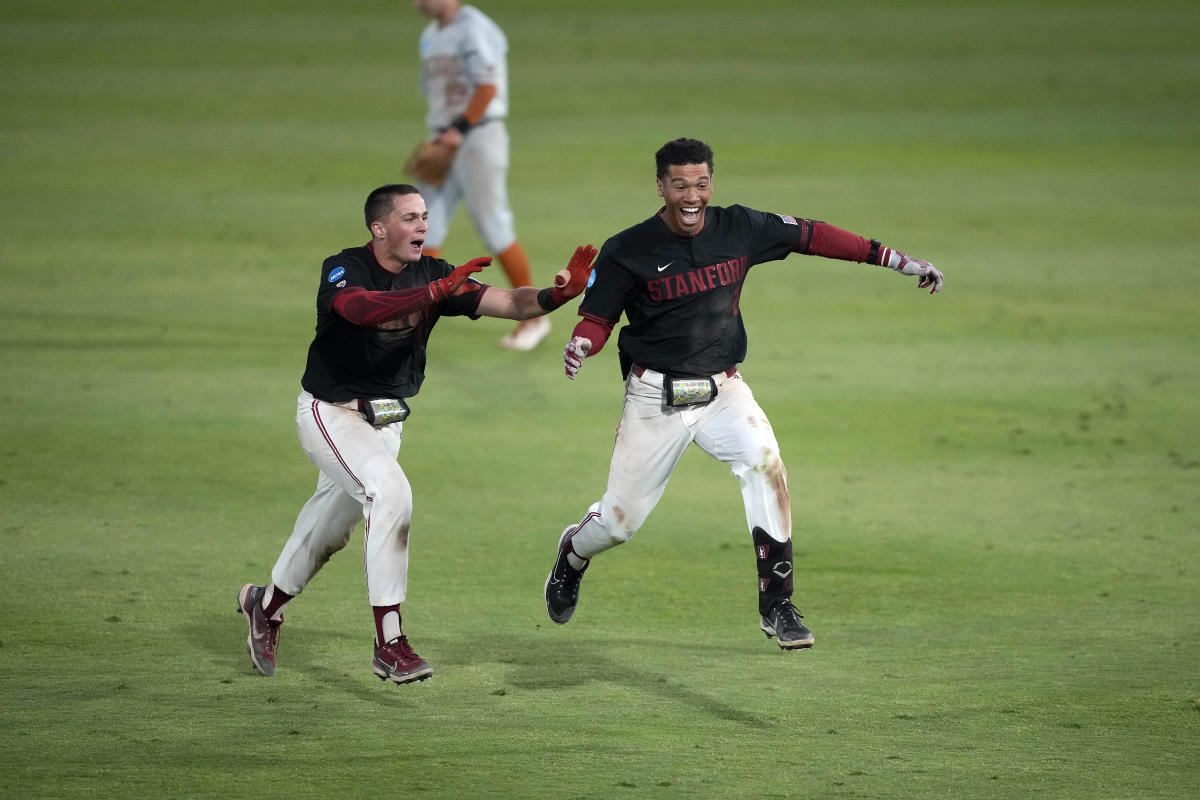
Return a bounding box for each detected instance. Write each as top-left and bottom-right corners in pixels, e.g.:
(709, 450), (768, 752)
(474, 245), (597, 320)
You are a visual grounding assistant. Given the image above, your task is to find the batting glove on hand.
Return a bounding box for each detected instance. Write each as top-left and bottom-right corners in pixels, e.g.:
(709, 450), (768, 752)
(429, 257), (491, 302)
(893, 252), (944, 294)
(564, 336), (592, 379)
(552, 245), (599, 301)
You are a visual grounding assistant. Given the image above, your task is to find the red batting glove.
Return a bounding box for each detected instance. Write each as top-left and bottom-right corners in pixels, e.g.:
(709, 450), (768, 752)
(549, 245), (598, 305)
(564, 336), (592, 379)
(894, 252), (944, 294)
(429, 256), (492, 302)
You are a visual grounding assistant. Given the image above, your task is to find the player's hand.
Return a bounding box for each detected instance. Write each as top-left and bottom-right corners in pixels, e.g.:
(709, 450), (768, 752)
(894, 252), (944, 294)
(553, 245), (599, 301)
(429, 256), (491, 302)
(436, 127), (464, 148)
(564, 336), (591, 379)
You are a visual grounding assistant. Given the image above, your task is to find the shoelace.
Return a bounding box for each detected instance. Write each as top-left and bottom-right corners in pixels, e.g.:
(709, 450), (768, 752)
(382, 636), (414, 657)
(773, 602), (804, 624)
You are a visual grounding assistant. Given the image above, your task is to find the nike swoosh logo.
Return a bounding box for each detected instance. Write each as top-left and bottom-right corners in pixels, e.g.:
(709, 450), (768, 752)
(657, 261), (674, 272)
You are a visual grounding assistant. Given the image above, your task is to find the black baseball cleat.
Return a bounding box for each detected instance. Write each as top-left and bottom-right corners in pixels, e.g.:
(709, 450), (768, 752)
(545, 527), (589, 624)
(760, 600), (814, 650)
(237, 583), (283, 676)
(373, 636), (433, 684)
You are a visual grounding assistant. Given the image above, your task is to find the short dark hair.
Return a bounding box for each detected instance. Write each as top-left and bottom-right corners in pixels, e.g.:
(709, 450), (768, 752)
(364, 184), (420, 228)
(655, 138), (714, 179)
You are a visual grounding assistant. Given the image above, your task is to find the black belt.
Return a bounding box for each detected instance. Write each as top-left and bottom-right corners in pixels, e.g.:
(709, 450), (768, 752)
(631, 364), (737, 379)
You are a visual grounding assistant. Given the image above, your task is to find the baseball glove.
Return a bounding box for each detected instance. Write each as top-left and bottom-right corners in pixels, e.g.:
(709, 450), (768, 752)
(404, 140), (458, 187)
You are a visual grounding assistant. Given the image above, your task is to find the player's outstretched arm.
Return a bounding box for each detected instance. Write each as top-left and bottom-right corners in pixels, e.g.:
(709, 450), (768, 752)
(474, 245), (598, 320)
(799, 221), (945, 294)
(332, 257), (491, 327)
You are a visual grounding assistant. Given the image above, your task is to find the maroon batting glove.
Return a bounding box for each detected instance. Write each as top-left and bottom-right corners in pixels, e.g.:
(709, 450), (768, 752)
(548, 245), (598, 306)
(429, 256), (492, 302)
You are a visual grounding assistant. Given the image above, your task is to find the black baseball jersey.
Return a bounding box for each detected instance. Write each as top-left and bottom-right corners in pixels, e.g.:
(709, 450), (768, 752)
(300, 244), (484, 402)
(578, 204), (809, 377)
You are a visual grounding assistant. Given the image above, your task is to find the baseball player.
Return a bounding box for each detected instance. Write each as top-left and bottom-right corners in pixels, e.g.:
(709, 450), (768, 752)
(409, 0), (549, 351)
(544, 138), (944, 649)
(238, 183), (596, 684)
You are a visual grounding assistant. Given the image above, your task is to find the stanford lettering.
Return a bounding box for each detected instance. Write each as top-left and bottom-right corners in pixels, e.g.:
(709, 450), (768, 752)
(578, 204), (806, 376)
(647, 255), (748, 302)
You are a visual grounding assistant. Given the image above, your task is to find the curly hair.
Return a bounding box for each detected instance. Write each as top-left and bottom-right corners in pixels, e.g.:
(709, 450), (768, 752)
(655, 138), (714, 178)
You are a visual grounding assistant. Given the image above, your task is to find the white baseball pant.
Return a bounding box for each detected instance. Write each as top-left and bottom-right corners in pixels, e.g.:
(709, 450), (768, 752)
(567, 368), (792, 559)
(419, 121), (516, 254)
(270, 391), (413, 607)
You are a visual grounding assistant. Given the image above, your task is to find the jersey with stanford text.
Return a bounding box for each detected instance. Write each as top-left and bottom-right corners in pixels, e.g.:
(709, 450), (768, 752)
(418, 5), (508, 130)
(300, 245), (484, 402)
(578, 205), (808, 377)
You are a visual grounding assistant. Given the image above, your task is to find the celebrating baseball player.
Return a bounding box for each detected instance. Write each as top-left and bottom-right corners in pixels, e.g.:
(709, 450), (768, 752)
(545, 138), (944, 649)
(238, 183), (596, 684)
(406, 0), (549, 350)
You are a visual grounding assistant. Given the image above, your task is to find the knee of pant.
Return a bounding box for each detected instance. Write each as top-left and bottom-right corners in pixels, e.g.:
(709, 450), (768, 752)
(317, 530), (353, 567)
(364, 483), (413, 526)
(603, 503), (648, 545)
(764, 453), (788, 496)
(737, 449), (787, 485)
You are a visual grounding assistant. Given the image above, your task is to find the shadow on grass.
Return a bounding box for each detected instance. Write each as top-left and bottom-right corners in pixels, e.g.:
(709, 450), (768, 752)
(434, 629), (771, 725)
(206, 616), (774, 725)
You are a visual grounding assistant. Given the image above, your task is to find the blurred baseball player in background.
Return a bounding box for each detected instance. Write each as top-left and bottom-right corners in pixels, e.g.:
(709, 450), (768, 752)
(238, 183), (596, 685)
(407, 0), (549, 350)
(545, 138), (944, 649)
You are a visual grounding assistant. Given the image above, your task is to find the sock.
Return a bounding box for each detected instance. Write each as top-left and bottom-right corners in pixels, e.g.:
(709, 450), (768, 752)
(496, 241), (533, 288)
(562, 535), (589, 571)
(261, 584), (294, 622)
(566, 549), (589, 571)
(752, 527), (794, 616)
(372, 605), (403, 645)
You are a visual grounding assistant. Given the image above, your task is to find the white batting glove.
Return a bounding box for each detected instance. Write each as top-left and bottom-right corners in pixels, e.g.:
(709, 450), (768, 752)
(890, 251), (944, 294)
(564, 336), (591, 379)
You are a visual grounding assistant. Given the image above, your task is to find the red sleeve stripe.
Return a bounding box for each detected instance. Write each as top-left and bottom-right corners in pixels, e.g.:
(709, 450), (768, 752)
(332, 286), (433, 327)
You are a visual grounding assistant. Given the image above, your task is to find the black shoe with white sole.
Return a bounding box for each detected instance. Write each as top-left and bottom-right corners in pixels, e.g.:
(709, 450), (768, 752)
(760, 600), (814, 650)
(545, 528), (588, 624)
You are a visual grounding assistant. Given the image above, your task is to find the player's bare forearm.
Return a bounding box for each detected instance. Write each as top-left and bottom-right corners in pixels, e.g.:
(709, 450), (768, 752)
(475, 286), (545, 320)
(474, 246), (598, 320)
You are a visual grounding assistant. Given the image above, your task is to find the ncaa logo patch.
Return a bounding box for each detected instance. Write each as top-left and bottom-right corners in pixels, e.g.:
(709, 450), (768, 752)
(327, 266), (346, 283)
(586, 268), (597, 289)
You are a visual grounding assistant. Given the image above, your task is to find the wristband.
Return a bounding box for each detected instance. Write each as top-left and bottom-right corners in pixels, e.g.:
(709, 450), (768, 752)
(449, 115), (471, 135)
(537, 287), (566, 311)
(868, 239), (900, 270)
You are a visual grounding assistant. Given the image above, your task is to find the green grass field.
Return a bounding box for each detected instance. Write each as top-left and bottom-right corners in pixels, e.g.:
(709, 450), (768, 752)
(2, 1), (1198, 797)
